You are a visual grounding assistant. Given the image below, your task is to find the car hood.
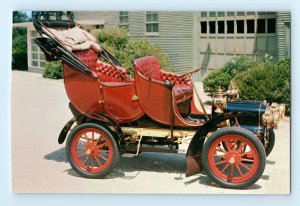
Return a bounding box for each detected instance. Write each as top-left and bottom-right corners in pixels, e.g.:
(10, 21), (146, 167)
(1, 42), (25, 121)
(226, 100), (267, 113)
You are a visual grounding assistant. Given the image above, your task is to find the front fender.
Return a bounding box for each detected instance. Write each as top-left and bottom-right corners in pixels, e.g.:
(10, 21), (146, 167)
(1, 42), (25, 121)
(185, 111), (254, 177)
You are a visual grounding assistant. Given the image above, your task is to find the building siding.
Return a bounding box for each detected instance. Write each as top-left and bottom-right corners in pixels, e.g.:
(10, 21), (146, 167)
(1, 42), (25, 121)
(129, 12), (194, 79)
(20, 11), (290, 81)
(74, 11), (119, 28)
(276, 12), (291, 60)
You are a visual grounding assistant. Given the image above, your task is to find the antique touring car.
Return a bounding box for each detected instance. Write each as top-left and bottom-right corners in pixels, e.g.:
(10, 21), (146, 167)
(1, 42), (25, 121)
(33, 18), (284, 189)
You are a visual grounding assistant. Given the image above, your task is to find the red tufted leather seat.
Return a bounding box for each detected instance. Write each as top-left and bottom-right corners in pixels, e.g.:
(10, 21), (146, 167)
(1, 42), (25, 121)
(134, 56), (193, 102)
(74, 49), (132, 82)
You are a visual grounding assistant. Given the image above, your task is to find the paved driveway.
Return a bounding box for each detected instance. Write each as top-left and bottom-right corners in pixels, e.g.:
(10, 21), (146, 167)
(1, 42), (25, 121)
(11, 71), (290, 194)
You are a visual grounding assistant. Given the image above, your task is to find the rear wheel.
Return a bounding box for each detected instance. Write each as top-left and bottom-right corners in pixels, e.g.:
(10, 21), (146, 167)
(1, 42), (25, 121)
(201, 127), (266, 189)
(66, 122), (120, 178)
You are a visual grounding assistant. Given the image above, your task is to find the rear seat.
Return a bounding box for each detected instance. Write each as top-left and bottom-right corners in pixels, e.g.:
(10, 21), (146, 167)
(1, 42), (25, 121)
(74, 49), (131, 82)
(134, 56), (193, 102)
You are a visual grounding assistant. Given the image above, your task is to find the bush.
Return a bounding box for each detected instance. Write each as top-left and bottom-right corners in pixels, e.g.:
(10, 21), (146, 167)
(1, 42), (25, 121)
(43, 62), (63, 79)
(93, 28), (173, 76)
(235, 59), (290, 114)
(12, 28), (28, 70)
(203, 56), (256, 92)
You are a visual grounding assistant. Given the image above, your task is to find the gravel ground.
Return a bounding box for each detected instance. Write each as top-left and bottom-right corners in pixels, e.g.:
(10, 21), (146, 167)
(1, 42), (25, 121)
(11, 70), (290, 194)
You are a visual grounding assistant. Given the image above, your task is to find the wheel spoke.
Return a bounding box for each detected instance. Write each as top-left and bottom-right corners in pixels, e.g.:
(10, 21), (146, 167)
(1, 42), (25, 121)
(224, 140), (232, 151)
(99, 150), (110, 153)
(90, 157), (94, 168)
(220, 163), (230, 173)
(216, 146), (226, 153)
(214, 160), (227, 166)
(98, 142), (108, 149)
(240, 163), (251, 171)
(241, 151), (253, 157)
(226, 165), (235, 182)
(83, 133), (90, 143)
(78, 153), (87, 159)
(213, 154), (226, 159)
(241, 158), (254, 162)
(95, 156), (102, 167)
(83, 156), (90, 165)
(236, 165), (243, 177)
(236, 142), (246, 152)
(78, 140), (87, 146)
(95, 135), (102, 145)
(229, 165), (234, 178)
(97, 153), (108, 161)
(76, 147), (86, 151)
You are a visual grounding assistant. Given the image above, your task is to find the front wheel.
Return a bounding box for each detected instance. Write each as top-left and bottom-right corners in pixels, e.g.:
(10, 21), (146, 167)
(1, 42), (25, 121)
(66, 122), (120, 178)
(201, 127), (266, 189)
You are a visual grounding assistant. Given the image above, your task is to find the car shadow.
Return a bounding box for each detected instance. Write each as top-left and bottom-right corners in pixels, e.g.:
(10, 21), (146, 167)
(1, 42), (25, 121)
(44, 147), (263, 189)
(44, 147), (186, 177)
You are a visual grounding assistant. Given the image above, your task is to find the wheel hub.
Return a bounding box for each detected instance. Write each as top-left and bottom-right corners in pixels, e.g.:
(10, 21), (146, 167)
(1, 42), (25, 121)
(226, 153), (240, 165)
(86, 149), (91, 155)
(228, 157), (236, 164)
(86, 144), (98, 156)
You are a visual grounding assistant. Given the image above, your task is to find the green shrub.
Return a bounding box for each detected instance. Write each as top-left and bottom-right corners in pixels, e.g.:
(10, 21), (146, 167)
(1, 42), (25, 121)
(203, 56), (256, 92)
(43, 62), (63, 79)
(202, 69), (232, 92)
(235, 59), (290, 114)
(93, 28), (129, 50)
(12, 28), (28, 70)
(93, 28), (173, 76)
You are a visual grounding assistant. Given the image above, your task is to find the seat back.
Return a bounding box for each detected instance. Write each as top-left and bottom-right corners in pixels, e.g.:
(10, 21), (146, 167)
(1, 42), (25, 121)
(134, 56), (161, 80)
(96, 62), (129, 82)
(74, 49), (98, 71)
(74, 49), (131, 82)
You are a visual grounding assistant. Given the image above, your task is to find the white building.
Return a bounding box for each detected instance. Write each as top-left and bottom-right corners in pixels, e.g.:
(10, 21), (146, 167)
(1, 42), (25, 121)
(13, 11), (290, 81)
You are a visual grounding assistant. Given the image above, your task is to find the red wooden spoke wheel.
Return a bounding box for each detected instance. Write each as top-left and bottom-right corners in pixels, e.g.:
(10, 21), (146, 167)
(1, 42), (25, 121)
(66, 123), (119, 178)
(201, 127), (266, 189)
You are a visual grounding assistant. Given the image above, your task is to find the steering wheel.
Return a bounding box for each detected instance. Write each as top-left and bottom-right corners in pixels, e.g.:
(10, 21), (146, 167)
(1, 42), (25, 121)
(178, 68), (200, 79)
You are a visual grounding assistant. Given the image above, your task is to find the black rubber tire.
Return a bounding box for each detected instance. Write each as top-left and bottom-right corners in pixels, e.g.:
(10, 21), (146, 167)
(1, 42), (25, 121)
(66, 122), (120, 178)
(265, 128), (275, 157)
(201, 127), (266, 189)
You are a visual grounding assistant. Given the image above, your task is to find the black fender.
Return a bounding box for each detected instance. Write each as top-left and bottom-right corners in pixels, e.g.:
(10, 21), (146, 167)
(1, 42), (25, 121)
(185, 111), (255, 177)
(58, 112), (123, 144)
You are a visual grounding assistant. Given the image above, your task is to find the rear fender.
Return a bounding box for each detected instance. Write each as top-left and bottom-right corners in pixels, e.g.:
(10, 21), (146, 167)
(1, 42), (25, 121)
(58, 112), (123, 144)
(186, 111), (253, 177)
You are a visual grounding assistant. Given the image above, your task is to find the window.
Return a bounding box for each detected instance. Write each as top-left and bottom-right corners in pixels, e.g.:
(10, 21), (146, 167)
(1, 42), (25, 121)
(267, 18), (276, 33)
(227, 12), (235, 16)
(201, 21), (207, 33)
(30, 31), (45, 68)
(209, 21), (216, 34)
(201, 12), (207, 17)
(227, 20), (234, 33)
(146, 11), (158, 33)
(237, 20), (244, 33)
(257, 19), (266, 33)
(218, 21), (224, 33)
(247, 20), (255, 33)
(94, 24), (104, 29)
(237, 12), (245, 16)
(119, 11), (129, 29)
(209, 12), (216, 17)
(217, 12), (225, 17)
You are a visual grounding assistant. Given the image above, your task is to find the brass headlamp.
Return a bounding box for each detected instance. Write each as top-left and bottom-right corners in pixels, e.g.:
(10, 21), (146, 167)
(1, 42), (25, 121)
(225, 80), (239, 101)
(262, 108), (273, 127)
(213, 86), (227, 114)
(262, 102), (285, 129)
(279, 104), (286, 120)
